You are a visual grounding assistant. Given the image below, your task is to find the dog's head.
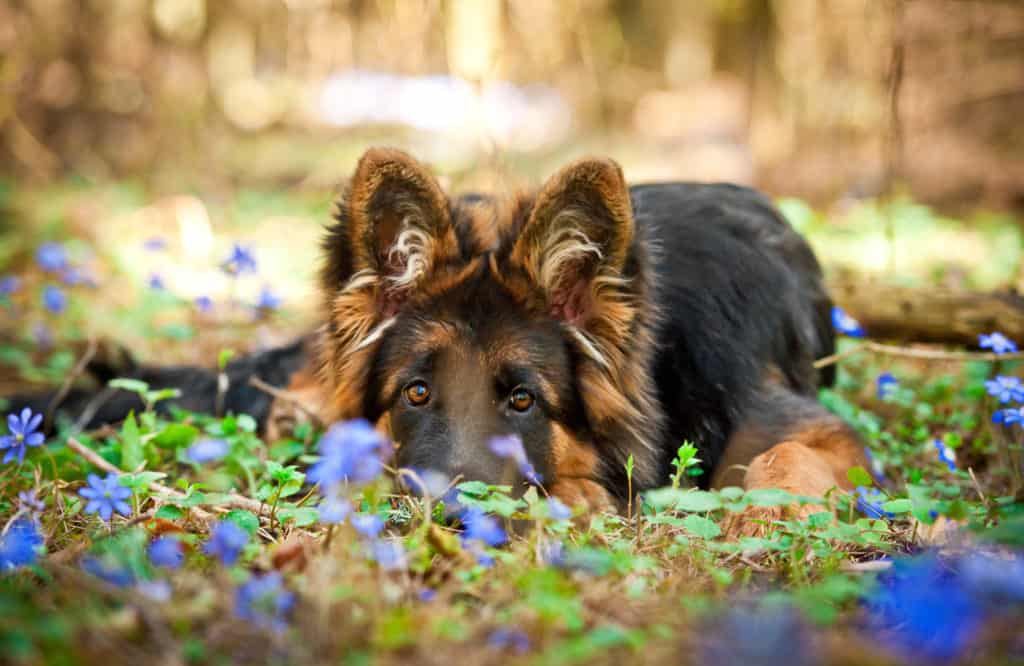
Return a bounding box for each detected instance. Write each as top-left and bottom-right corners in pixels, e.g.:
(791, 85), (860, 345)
(316, 148), (662, 505)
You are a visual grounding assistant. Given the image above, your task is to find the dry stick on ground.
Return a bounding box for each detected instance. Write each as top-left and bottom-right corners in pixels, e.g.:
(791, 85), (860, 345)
(45, 337), (98, 430)
(64, 436), (267, 520)
(815, 340), (1024, 369)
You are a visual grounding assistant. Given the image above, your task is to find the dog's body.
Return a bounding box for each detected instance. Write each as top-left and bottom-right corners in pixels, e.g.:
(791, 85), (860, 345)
(12, 149), (865, 521)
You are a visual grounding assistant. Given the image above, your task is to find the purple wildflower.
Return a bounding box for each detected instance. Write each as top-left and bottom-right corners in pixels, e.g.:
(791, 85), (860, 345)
(35, 243), (67, 272)
(1, 407), (45, 464)
(933, 439), (957, 472)
(79, 473), (133, 522)
(317, 495), (352, 524)
(0, 519), (44, 572)
(194, 295), (213, 312)
(256, 285), (282, 311)
(368, 539), (406, 571)
(235, 572), (294, 633)
(984, 376), (1024, 404)
(148, 536), (184, 570)
(17, 489), (45, 515)
(461, 507), (506, 547)
(142, 237), (167, 252)
(203, 520), (249, 565)
(307, 419), (389, 489)
(148, 273), (165, 290)
(42, 285), (66, 314)
(488, 628), (531, 655)
(547, 497), (572, 521)
(876, 372), (898, 400)
(979, 332), (1017, 354)
(0, 275), (20, 295)
(855, 486), (894, 519)
(488, 434), (542, 484)
(350, 513), (384, 538)
(186, 438), (230, 463)
(222, 243), (258, 277)
(832, 306), (865, 337)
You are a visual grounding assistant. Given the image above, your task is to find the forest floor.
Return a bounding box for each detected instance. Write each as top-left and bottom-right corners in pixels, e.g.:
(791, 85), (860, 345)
(0, 179), (1022, 665)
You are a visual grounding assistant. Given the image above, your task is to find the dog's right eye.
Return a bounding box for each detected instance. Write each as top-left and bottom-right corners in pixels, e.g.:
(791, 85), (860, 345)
(404, 381), (431, 407)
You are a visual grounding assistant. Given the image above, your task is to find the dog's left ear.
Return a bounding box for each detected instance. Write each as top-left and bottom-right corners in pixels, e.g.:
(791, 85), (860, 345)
(511, 158), (636, 330)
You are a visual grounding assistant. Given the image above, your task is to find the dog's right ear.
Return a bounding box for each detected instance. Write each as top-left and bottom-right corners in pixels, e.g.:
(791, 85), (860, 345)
(322, 148), (456, 315)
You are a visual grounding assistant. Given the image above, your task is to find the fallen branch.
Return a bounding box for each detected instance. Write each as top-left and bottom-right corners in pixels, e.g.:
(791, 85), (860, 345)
(829, 279), (1024, 346)
(65, 436), (266, 519)
(814, 340), (1024, 369)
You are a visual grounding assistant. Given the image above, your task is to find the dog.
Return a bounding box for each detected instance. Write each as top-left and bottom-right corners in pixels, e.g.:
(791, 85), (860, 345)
(10, 148), (866, 528)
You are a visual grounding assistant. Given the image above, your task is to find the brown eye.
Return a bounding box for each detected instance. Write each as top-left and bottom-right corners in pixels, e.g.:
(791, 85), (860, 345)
(509, 387), (534, 412)
(404, 381), (431, 407)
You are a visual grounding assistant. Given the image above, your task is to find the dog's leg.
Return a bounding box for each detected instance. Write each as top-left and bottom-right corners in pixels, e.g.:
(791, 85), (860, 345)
(714, 390), (867, 538)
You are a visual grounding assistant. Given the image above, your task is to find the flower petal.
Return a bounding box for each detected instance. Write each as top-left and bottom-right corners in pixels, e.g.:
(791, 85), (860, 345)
(84, 499), (102, 515)
(99, 503), (113, 522)
(114, 501), (132, 516)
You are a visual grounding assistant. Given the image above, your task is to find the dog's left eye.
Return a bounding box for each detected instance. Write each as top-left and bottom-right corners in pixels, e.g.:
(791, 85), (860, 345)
(508, 387), (534, 412)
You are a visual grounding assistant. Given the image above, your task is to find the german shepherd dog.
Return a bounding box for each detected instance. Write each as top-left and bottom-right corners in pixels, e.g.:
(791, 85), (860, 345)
(11, 148), (866, 530)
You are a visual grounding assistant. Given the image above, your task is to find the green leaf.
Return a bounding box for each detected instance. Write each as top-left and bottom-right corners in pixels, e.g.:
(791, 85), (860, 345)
(153, 424), (199, 449)
(145, 387), (181, 406)
(108, 378), (149, 396)
(121, 412), (144, 472)
(154, 505), (184, 520)
(682, 514), (721, 539)
(224, 509), (260, 535)
(278, 506), (319, 527)
(881, 499), (912, 514)
(846, 466), (874, 488)
(236, 414), (258, 433)
(746, 488), (796, 507)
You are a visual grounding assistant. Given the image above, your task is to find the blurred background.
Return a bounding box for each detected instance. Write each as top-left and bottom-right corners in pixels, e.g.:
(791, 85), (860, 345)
(1, 0), (1024, 383)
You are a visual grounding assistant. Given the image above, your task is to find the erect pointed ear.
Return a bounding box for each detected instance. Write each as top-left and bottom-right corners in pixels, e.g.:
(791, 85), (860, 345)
(510, 157), (636, 329)
(324, 148), (456, 312)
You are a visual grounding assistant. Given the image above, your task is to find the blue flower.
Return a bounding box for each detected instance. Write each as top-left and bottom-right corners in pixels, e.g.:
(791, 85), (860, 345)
(222, 243), (258, 277)
(194, 295), (213, 312)
(317, 495), (352, 524)
(547, 497), (572, 521)
(351, 513), (384, 538)
(0, 275), (20, 295)
(80, 556), (134, 587)
(831, 306), (865, 337)
(402, 467), (451, 498)
(461, 507), (506, 547)
(79, 473), (133, 522)
(148, 273), (165, 290)
(864, 554), (984, 662)
(876, 372), (898, 400)
(203, 520), (249, 565)
(148, 536), (184, 570)
(933, 439), (957, 472)
(256, 285), (282, 311)
(1, 407), (45, 465)
(854, 486), (893, 519)
(368, 539), (406, 570)
(488, 628), (530, 655)
(186, 438), (229, 463)
(307, 419), (389, 489)
(418, 588), (437, 602)
(979, 332), (1017, 354)
(18, 489), (45, 515)
(984, 375), (1024, 404)
(35, 243), (67, 272)
(60, 266), (94, 287)
(143, 237), (167, 252)
(42, 285), (66, 314)
(958, 552), (1024, 604)
(993, 406), (1024, 425)
(235, 572), (294, 633)
(0, 519), (44, 572)
(488, 434), (542, 484)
